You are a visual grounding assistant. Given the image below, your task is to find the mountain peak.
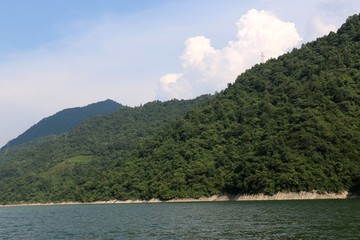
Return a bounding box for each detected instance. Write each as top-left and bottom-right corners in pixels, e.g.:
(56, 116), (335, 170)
(4, 99), (123, 148)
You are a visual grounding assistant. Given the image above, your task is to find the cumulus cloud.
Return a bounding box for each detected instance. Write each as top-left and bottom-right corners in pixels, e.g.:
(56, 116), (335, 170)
(156, 9), (301, 100)
(158, 73), (187, 99)
(312, 17), (337, 37)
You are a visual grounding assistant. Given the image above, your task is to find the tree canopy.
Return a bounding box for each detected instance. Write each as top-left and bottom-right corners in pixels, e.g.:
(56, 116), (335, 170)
(0, 14), (359, 203)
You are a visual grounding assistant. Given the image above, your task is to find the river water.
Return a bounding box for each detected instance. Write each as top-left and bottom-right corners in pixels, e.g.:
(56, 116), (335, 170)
(0, 199), (359, 239)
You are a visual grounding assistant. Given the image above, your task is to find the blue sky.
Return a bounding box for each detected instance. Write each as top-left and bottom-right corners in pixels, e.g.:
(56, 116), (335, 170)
(1, 0), (360, 147)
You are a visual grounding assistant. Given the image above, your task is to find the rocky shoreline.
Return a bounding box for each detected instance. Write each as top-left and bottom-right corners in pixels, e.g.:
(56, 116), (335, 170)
(1, 191), (357, 207)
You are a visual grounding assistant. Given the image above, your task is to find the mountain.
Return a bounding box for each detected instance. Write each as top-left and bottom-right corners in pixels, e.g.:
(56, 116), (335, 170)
(0, 95), (212, 203)
(125, 14), (360, 199)
(3, 99), (122, 148)
(112, 14), (360, 199)
(0, 14), (359, 203)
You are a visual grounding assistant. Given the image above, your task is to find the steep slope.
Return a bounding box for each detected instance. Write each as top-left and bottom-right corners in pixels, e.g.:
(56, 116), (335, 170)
(115, 14), (360, 199)
(4, 99), (122, 148)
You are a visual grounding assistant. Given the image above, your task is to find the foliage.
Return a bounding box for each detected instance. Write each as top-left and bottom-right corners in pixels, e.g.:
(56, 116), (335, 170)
(120, 13), (360, 199)
(0, 95), (212, 203)
(0, 14), (359, 203)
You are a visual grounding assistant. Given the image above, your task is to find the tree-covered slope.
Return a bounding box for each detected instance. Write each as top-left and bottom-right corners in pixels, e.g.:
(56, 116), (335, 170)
(115, 14), (360, 199)
(3, 99), (122, 148)
(0, 95), (212, 203)
(0, 14), (359, 204)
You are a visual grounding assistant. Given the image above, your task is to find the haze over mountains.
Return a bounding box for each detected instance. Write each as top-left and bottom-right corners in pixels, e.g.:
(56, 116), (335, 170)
(0, 14), (359, 203)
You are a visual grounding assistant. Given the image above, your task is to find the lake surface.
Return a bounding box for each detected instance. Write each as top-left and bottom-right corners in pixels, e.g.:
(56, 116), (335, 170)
(0, 199), (359, 239)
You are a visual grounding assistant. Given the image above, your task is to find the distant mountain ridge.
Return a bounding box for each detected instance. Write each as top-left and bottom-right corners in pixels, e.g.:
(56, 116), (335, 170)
(4, 99), (122, 148)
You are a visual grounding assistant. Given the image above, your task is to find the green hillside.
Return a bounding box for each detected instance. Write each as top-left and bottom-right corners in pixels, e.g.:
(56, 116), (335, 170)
(126, 14), (360, 199)
(3, 99), (122, 148)
(0, 96), (212, 203)
(0, 14), (359, 204)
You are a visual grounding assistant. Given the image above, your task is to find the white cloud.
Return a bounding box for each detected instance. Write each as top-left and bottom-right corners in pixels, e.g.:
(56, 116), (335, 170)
(156, 9), (301, 100)
(312, 17), (337, 37)
(158, 73), (188, 99)
(181, 36), (216, 68)
(3, 1), (359, 147)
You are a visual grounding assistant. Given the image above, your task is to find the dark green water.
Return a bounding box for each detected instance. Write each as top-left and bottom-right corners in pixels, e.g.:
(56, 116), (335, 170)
(0, 199), (359, 239)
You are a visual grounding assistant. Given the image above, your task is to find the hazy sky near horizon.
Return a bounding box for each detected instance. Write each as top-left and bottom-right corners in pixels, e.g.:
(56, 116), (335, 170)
(1, 0), (360, 147)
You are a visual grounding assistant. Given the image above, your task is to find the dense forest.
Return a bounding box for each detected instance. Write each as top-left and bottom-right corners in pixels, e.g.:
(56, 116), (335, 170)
(0, 95), (212, 203)
(3, 99), (122, 148)
(0, 14), (359, 203)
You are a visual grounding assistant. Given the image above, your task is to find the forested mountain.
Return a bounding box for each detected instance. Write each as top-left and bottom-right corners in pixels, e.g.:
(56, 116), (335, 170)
(110, 13), (360, 199)
(0, 14), (359, 203)
(0, 95), (212, 203)
(3, 99), (122, 148)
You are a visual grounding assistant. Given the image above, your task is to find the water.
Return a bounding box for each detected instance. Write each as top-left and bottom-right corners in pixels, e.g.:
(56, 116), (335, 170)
(0, 200), (359, 239)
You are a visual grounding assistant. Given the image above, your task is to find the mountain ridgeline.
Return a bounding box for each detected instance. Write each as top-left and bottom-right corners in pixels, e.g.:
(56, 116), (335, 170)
(0, 95), (213, 203)
(4, 99), (122, 148)
(119, 14), (360, 199)
(0, 14), (359, 203)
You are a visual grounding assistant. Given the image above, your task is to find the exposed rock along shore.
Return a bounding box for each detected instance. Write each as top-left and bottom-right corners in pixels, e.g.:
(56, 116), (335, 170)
(1, 191), (356, 207)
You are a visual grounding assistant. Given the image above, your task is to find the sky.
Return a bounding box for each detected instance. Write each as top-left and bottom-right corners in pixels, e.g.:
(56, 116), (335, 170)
(1, 0), (360, 147)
